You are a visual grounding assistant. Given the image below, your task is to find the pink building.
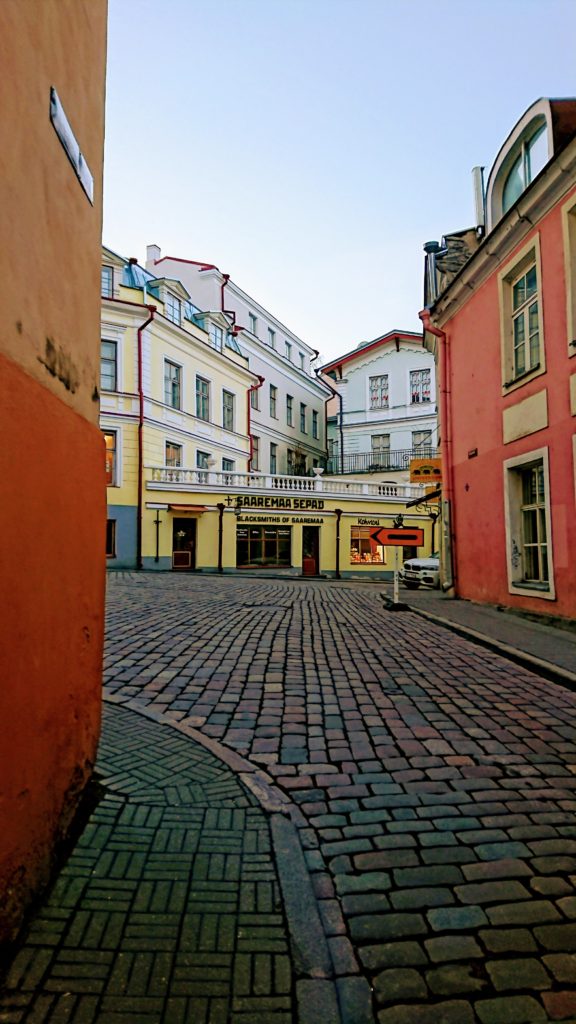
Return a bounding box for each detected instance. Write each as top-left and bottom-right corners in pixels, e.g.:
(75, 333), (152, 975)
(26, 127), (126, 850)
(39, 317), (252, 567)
(421, 99), (576, 622)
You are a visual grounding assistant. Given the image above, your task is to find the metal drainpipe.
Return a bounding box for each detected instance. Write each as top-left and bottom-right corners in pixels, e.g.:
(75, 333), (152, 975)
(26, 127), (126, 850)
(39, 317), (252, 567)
(418, 309), (455, 592)
(246, 376), (265, 471)
(136, 306), (157, 570)
(335, 508), (342, 580)
(316, 371), (344, 473)
(217, 502), (225, 572)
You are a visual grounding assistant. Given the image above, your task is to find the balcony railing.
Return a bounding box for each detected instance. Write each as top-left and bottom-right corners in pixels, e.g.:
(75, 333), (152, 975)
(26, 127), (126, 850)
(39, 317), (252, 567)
(147, 466), (425, 501)
(327, 448), (438, 475)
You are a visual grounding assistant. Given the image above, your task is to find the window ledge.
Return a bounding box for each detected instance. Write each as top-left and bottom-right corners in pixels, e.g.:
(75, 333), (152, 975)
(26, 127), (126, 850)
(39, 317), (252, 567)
(511, 580), (550, 592)
(503, 363), (541, 388)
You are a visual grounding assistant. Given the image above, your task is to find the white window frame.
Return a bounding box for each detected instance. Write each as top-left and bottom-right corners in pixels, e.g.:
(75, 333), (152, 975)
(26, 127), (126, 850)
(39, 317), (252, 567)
(410, 369), (431, 405)
(102, 424), (122, 487)
(210, 323), (224, 352)
(561, 195), (576, 358)
(498, 235), (546, 393)
(101, 265), (114, 298)
(164, 358), (182, 409)
(165, 292), (181, 326)
(165, 440), (183, 467)
(222, 389), (235, 432)
(369, 374), (389, 410)
(285, 341), (292, 362)
(286, 395), (294, 426)
(269, 384), (278, 419)
(196, 375), (210, 421)
(270, 442), (277, 474)
(249, 313), (258, 336)
(268, 327), (276, 349)
(503, 445), (555, 600)
(412, 430), (433, 451)
(100, 338), (118, 393)
(252, 435), (260, 471)
(300, 403), (307, 434)
(312, 410), (319, 440)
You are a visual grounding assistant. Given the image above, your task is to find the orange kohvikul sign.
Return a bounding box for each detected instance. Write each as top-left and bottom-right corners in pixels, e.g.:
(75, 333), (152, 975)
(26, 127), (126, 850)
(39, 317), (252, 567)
(410, 458), (442, 484)
(370, 527), (425, 547)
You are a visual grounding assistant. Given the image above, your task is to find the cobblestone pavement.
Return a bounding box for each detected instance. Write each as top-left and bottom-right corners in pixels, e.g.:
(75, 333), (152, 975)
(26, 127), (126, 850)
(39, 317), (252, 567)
(4, 571), (576, 1023)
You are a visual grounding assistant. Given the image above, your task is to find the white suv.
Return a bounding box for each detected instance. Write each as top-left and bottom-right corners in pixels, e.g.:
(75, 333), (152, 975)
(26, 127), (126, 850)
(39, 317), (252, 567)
(400, 553), (440, 589)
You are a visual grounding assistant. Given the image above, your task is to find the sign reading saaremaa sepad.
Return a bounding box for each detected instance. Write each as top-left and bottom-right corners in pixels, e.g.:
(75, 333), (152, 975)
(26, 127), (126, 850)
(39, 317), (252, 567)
(410, 458), (442, 484)
(235, 495), (325, 510)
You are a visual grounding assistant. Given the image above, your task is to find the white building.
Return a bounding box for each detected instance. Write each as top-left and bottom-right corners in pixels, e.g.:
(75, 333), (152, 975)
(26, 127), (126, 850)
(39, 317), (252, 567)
(145, 246), (329, 476)
(321, 330), (438, 481)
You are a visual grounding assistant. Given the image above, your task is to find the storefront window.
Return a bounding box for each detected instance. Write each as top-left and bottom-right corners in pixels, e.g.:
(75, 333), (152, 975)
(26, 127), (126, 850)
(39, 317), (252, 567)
(237, 526), (291, 567)
(350, 527), (385, 564)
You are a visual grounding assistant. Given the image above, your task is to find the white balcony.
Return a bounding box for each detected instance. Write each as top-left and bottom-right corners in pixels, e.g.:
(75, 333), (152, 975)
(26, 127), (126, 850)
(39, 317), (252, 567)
(146, 466), (426, 502)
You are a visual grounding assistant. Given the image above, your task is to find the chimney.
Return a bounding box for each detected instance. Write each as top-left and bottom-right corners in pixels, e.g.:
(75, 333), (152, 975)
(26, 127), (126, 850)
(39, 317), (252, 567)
(472, 166), (485, 235)
(146, 244), (161, 269)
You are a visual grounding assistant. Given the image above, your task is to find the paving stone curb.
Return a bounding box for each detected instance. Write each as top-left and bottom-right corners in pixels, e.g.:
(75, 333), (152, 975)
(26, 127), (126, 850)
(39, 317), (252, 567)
(399, 602), (576, 692)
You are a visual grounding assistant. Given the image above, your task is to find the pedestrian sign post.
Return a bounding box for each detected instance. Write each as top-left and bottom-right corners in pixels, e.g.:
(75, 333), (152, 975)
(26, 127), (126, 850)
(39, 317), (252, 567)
(372, 518), (425, 608)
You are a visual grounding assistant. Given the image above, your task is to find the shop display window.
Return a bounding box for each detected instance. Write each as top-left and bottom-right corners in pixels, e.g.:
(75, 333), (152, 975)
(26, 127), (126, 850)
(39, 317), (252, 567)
(350, 527), (385, 564)
(237, 526), (291, 567)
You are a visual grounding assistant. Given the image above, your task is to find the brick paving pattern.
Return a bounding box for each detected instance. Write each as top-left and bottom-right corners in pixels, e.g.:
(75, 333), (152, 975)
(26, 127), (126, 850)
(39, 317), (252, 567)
(3, 572), (576, 1023)
(0, 705), (295, 1023)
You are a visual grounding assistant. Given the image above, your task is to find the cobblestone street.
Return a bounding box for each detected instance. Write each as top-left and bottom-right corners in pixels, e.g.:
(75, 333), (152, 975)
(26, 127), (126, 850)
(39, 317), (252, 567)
(3, 572), (576, 1023)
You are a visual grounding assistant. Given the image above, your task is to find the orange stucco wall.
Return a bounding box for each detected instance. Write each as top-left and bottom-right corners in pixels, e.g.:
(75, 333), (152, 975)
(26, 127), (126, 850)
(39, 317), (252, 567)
(444, 190), (576, 619)
(0, 0), (107, 947)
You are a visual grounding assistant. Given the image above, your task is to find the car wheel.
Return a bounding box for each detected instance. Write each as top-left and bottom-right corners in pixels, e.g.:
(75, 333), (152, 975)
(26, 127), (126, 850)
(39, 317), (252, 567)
(404, 582), (419, 590)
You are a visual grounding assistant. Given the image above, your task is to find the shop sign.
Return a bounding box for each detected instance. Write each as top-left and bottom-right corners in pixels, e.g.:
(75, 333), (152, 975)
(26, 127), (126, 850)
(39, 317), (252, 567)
(234, 496), (324, 510)
(410, 458), (442, 484)
(356, 517), (382, 526)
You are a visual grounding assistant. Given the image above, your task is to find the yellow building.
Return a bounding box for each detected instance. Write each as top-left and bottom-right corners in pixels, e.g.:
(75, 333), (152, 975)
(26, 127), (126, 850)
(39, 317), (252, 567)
(101, 248), (433, 575)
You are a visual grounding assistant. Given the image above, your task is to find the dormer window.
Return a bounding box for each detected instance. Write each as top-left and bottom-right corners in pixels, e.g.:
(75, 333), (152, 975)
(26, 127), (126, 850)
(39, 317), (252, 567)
(210, 323), (224, 352)
(166, 293), (181, 325)
(502, 124), (548, 214)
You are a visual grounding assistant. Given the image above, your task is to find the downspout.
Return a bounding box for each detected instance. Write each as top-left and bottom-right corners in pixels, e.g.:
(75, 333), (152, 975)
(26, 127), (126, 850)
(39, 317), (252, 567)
(246, 375), (265, 471)
(334, 508), (342, 580)
(220, 272), (237, 328)
(418, 309), (455, 594)
(316, 371), (344, 474)
(136, 305), (157, 569)
(217, 502), (225, 573)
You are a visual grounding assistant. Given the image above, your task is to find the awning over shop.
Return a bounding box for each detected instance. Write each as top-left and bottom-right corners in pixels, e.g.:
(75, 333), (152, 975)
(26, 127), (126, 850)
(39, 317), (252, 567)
(168, 504), (207, 512)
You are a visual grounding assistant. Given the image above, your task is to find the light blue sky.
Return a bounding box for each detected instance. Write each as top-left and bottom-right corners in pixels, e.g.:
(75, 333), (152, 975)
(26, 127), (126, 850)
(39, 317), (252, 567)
(104, 0), (575, 360)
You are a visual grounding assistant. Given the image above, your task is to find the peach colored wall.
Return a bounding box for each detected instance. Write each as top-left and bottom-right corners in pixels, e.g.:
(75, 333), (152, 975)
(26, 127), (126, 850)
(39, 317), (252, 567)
(445, 192), (576, 619)
(0, 0), (107, 948)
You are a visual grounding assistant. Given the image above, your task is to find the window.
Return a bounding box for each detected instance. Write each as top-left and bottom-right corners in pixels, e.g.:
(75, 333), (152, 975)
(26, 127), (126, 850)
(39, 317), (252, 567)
(165, 293), (181, 325)
(502, 124), (548, 214)
(312, 410), (319, 439)
(270, 442), (277, 474)
(101, 265), (113, 297)
(250, 387), (260, 410)
(222, 458), (235, 473)
(252, 435), (260, 471)
(285, 341), (292, 361)
(166, 441), (182, 467)
(299, 352), (305, 369)
(222, 390), (235, 431)
(249, 313), (258, 336)
(196, 376), (210, 420)
(286, 395), (294, 426)
(236, 526), (291, 568)
(103, 431), (117, 486)
(288, 449), (306, 475)
(369, 374), (389, 410)
(164, 360), (181, 408)
(270, 384), (277, 418)
(100, 340), (117, 392)
(410, 369), (431, 404)
(300, 403), (307, 433)
(412, 430), (432, 452)
(371, 434), (390, 466)
(504, 449), (554, 598)
(106, 519), (116, 558)
(210, 323), (224, 352)
(350, 528), (385, 564)
(499, 241), (545, 388)
(511, 264), (540, 378)
(196, 450), (210, 469)
(268, 327), (276, 348)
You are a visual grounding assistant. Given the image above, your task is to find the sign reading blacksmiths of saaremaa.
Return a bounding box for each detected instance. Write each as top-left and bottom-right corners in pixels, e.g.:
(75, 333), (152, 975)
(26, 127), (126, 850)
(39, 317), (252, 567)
(233, 495), (325, 510)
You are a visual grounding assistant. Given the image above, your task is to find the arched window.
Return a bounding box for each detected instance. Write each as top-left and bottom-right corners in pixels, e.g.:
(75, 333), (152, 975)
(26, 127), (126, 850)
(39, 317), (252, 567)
(502, 122), (548, 213)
